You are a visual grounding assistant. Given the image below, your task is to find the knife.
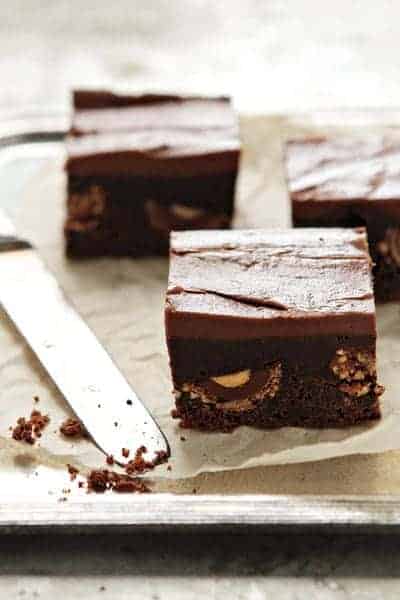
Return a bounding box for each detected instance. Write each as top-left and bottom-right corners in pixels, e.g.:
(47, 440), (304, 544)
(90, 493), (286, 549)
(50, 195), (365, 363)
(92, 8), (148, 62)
(0, 209), (169, 466)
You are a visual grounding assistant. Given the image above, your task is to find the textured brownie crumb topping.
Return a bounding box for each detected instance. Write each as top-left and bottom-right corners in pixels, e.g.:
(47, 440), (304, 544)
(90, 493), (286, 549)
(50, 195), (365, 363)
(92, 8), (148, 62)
(59, 417), (87, 438)
(176, 362), (282, 412)
(11, 410), (50, 445)
(68, 185), (106, 220)
(377, 228), (400, 266)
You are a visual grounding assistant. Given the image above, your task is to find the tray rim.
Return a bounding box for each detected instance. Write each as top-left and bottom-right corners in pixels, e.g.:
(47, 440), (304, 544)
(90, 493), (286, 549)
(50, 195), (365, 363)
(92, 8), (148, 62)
(1, 494), (400, 533)
(1, 109), (400, 534)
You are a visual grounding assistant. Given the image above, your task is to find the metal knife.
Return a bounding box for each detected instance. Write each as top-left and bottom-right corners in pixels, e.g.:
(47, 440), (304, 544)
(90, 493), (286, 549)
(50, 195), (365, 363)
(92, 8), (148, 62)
(0, 209), (169, 466)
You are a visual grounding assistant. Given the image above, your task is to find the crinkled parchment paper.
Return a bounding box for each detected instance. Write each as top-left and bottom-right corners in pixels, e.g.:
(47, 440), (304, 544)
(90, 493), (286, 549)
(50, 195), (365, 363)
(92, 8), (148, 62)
(2, 111), (400, 498)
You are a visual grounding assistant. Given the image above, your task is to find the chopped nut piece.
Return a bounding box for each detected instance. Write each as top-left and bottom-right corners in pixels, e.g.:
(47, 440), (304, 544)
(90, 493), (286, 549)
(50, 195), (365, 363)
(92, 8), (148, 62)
(330, 348), (384, 399)
(330, 348), (376, 382)
(170, 204), (205, 220)
(211, 369), (251, 388)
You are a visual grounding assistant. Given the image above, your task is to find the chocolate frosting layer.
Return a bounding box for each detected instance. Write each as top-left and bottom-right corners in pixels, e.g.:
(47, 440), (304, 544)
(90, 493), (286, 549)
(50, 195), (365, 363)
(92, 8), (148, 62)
(165, 228), (376, 339)
(67, 90), (240, 178)
(286, 135), (400, 204)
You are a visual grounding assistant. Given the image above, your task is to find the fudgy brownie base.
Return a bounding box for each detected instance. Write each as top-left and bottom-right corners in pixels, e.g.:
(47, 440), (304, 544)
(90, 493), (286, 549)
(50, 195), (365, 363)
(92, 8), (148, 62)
(170, 341), (383, 432)
(65, 174), (234, 257)
(173, 378), (381, 432)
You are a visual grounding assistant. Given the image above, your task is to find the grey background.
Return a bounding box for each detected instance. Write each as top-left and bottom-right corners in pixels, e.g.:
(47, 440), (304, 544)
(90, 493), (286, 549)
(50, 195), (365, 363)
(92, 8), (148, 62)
(2, 0), (400, 114)
(2, 1), (400, 598)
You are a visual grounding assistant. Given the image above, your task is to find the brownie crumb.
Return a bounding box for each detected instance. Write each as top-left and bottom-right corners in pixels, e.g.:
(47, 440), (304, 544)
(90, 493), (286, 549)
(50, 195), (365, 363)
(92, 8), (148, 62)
(124, 446), (168, 476)
(67, 464), (79, 481)
(87, 469), (109, 493)
(11, 410), (50, 445)
(180, 436), (186, 442)
(34, 396), (40, 403)
(112, 476), (150, 494)
(83, 444), (169, 494)
(59, 417), (86, 438)
(86, 469), (150, 494)
(167, 465), (172, 471)
(122, 448), (130, 458)
(106, 454), (115, 466)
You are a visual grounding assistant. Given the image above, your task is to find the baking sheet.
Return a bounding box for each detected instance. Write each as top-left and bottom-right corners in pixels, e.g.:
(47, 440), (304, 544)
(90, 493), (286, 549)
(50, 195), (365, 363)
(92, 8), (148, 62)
(2, 112), (400, 500)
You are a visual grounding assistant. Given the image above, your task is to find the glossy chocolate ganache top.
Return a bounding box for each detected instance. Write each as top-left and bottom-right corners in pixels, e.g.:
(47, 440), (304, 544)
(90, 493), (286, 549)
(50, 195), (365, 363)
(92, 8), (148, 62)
(66, 90), (240, 178)
(286, 135), (400, 203)
(166, 228), (376, 340)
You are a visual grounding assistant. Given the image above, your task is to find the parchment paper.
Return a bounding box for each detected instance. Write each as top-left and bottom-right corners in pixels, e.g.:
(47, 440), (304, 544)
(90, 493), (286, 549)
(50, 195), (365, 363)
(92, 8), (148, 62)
(2, 111), (400, 497)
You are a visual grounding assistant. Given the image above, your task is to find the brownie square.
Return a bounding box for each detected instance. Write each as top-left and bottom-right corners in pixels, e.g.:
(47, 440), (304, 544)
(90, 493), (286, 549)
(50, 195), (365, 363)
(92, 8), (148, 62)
(165, 228), (383, 431)
(286, 135), (400, 301)
(65, 90), (240, 257)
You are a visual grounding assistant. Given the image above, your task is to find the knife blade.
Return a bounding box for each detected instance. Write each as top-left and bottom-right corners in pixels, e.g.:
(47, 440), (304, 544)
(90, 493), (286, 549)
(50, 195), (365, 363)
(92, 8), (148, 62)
(0, 210), (169, 466)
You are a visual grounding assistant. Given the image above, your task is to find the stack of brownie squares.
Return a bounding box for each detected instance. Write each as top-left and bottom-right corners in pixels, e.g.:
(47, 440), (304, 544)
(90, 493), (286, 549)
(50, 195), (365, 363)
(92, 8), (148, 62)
(65, 91), (385, 432)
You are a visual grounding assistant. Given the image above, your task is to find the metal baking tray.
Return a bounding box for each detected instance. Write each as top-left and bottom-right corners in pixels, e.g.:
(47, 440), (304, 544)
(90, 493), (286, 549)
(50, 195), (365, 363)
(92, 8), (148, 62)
(1, 110), (400, 534)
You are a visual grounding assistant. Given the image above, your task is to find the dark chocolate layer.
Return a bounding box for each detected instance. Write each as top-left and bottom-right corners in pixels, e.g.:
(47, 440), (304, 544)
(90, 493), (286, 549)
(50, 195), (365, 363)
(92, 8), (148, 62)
(66, 90), (240, 178)
(166, 228), (376, 340)
(167, 335), (375, 382)
(286, 135), (400, 205)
